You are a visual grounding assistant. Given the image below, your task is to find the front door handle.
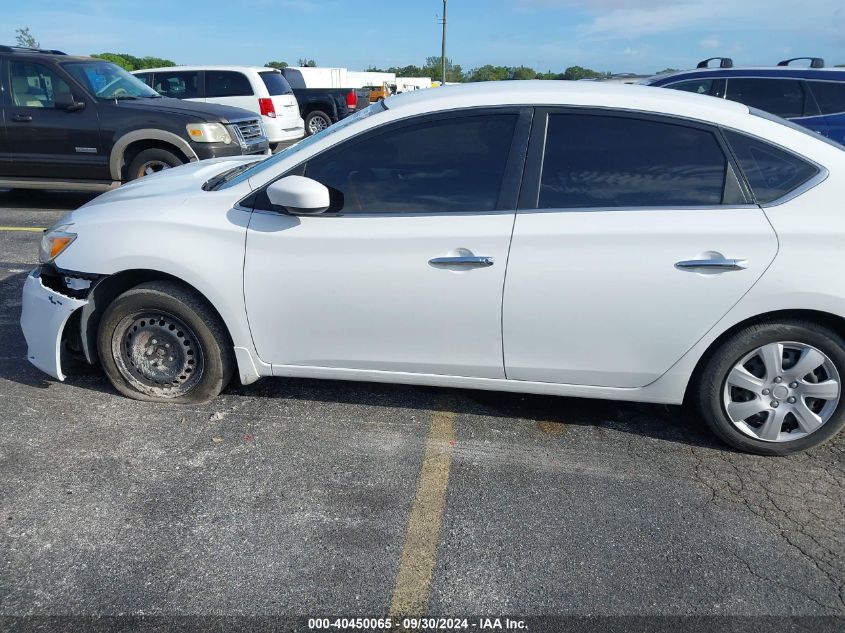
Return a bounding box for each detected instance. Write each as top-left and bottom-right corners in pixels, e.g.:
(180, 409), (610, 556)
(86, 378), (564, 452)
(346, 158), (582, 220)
(429, 255), (494, 267)
(675, 258), (748, 271)
(13, 114), (33, 122)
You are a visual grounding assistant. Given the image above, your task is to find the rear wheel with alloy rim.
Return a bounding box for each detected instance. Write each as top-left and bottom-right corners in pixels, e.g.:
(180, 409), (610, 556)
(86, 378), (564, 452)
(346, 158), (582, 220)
(97, 281), (233, 403)
(305, 110), (332, 135)
(694, 320), (845, 455)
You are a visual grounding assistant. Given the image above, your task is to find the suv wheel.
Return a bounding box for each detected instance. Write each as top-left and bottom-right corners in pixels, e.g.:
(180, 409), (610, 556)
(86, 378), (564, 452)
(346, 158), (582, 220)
(127, 148), (185, 181)
(694, 320), (845, 455)
(97, 281), (234, 403)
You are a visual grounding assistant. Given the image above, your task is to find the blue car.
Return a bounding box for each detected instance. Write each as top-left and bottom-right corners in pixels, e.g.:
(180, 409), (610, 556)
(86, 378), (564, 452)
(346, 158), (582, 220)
(643, 57), (845, 144)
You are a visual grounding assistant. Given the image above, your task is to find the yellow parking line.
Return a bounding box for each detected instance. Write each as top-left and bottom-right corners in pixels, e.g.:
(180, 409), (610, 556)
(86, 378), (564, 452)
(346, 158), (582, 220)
(389, 405), (456, 617)
(0, 226), (45, 232)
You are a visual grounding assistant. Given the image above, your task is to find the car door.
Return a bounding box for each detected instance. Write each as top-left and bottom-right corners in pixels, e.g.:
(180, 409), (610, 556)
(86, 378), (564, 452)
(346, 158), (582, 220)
(0, 58), (10, 176)
(4, 59), (105, 180)
(243, 108), (531, 378)
(502, 109), (779, 388)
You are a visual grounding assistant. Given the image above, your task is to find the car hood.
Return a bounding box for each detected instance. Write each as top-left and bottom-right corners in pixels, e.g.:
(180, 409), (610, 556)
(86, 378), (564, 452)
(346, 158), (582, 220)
(115, 97), (259, 123)
(74, 156), (261, 210)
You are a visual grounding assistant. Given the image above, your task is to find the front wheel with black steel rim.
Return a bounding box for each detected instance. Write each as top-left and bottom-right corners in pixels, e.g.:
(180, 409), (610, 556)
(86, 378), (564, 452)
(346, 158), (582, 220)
(693, 320), (845, 455)
(126, 147), (184, 181)
(304, 110), (332, 136)
(97, 281), (234, 403)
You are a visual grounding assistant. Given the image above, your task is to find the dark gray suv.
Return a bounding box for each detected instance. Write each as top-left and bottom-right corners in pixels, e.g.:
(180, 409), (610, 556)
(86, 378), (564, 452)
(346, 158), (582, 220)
(0, 45), (270, 191)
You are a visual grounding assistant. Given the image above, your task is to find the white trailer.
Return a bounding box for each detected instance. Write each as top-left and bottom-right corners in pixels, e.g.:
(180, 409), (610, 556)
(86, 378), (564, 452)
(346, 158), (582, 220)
(282, 67), (349, 89)
(347, 71), (397, 89)
(396, 77), (432, 93)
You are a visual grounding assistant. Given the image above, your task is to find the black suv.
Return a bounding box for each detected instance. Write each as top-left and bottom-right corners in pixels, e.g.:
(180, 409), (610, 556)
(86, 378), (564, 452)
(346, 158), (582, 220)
(0, 46), (270, 191)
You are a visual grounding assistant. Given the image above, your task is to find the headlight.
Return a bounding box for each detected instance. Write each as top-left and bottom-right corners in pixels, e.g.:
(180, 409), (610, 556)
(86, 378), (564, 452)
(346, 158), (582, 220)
(39, 225), (77, 263)
(186, 122), (232, 144)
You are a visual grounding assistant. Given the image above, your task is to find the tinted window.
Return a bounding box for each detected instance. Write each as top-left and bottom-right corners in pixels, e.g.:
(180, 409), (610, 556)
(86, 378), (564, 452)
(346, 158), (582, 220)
(135, 72), (153, 87)
(669, 79), (715, 95)
(724, 130), (819, 204)
(153, 71), (200, 99)
(807, 81), (845, 115)
(539, 114), (731, 208)
(9, 62), (72, 108)
(205, 71), (253, 97)
(259, 71), (293, 96)
(725, 78), (806, 118)
(301, 114), (517, 213)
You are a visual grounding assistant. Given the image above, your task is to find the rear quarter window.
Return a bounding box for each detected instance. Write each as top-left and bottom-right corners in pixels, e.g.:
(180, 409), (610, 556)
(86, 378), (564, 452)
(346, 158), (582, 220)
(807, 81), (845, 115)
(724, 130), (820, 204)
(259, 71), (293, 96)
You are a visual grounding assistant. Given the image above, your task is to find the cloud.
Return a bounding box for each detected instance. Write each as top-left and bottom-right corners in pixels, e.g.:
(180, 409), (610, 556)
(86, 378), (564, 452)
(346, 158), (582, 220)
(699, 37), (721, 49)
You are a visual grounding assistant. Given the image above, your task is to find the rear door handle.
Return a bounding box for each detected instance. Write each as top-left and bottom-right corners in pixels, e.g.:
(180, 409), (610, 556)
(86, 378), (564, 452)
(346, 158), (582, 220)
(429, 256), (494, 267)
(13, 115), (33, 122)
(675, 258), (748, 271)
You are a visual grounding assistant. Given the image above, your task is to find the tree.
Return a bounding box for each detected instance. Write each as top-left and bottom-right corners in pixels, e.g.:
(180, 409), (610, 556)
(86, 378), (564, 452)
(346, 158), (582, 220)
(265, 61), (288, 69)
(467, 65), (509, 82)
(423, 55), (463, 82)
(297, 58), (317, 67)
(656, 68), (679, 75)
(15, 27), (39, 48)
(509, 65), (537, 81)
(91, 53), (175, 71)
(562, 66), (607, 81)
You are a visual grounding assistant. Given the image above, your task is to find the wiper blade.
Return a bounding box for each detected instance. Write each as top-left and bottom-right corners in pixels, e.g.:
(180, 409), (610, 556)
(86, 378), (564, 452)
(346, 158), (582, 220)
(202, 161), (261, 191)
(109, 94), (139, 100)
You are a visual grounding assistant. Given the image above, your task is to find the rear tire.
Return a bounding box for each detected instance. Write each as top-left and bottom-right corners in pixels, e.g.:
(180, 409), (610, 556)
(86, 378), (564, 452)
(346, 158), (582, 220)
(693, 319), (845, 455)
(97, 281), (233, 403)
(304, 110), (332, 136)
(126, 147), (184, 181)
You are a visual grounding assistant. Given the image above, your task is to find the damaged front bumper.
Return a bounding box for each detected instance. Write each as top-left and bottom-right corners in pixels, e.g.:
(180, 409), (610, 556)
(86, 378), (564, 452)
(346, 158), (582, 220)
(20, 268), (89, 381)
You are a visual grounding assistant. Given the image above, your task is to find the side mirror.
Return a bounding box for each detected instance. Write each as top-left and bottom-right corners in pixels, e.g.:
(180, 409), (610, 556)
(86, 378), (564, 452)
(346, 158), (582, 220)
(54, 93), (85, 112)
(266, 176), (331, 215)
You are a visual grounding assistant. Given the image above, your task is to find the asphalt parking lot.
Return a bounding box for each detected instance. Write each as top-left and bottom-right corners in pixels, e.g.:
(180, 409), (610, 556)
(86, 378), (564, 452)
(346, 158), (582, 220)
(1, 189), (844, 627)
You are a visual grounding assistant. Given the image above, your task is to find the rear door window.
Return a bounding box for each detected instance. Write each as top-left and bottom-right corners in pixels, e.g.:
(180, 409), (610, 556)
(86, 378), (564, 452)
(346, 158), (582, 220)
(205, 71), (253, 97)
(538, 113), (737, 209)
(807, 81), (845, 115)
(152, 71), (200, 99)
(259, 71), (293, 96)
(723, 130), (819, 204)
(725, 78), (807, 118)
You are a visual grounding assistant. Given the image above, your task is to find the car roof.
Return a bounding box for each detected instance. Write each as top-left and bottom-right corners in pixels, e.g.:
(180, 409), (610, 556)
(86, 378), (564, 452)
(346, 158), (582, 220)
(384, 80), (750, 122)
(132, 65), (277, 74)
(0, 49), (97, 63)
(647, 66), (845, 84)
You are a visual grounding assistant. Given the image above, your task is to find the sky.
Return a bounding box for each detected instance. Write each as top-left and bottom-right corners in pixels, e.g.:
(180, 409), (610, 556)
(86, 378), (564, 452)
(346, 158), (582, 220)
(3, 0), (844, 75)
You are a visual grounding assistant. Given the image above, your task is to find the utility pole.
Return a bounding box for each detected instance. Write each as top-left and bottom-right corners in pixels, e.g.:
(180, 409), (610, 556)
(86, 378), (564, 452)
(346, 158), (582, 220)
(440, 0), (448, 84)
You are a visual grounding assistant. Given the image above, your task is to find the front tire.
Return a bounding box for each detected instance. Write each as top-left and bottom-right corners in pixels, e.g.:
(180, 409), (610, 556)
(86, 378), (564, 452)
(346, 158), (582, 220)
(97, 281), (233, 403)
(694, 320), (845, 455)
(126, 147), (184, 181)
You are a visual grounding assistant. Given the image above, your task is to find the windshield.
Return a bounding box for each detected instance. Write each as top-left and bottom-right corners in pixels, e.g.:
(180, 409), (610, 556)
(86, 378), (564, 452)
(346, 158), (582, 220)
(220, 102), (386, 189)
(62, 61), (161, 100)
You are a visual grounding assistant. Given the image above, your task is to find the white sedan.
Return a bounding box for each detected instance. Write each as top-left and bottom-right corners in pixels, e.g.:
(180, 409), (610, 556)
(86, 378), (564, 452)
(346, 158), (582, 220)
(21, 81), (845, 455)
